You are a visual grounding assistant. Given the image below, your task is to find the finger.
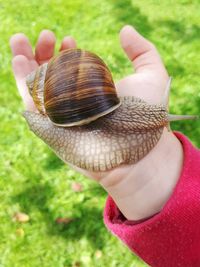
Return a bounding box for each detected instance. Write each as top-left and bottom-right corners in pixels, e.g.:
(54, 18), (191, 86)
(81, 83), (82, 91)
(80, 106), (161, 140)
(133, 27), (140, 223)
(120, 25), (167, 75)
(12, 55), (32, 80)
(12, 55), (36, 111)
(35, 30), (56, 65)
(10, 33), (35, 60)
(59, 36), (77, 51)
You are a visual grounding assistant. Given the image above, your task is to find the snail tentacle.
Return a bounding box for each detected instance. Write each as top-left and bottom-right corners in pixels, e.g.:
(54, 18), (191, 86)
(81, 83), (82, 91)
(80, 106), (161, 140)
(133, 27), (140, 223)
(162, 76), (172, 107)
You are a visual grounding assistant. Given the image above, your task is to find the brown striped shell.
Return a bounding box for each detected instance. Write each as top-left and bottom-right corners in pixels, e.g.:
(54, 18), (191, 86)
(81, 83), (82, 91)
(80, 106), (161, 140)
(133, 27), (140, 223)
(26, 49), (121, 126)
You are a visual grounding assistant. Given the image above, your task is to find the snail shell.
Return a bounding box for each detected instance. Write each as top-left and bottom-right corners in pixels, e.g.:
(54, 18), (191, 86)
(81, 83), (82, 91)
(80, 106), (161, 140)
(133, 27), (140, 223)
(26, 49), (120, 126)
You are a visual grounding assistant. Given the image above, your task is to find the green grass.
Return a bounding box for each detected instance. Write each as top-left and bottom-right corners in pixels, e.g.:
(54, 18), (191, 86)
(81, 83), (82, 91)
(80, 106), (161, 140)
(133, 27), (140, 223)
(0, 0), (200, 266)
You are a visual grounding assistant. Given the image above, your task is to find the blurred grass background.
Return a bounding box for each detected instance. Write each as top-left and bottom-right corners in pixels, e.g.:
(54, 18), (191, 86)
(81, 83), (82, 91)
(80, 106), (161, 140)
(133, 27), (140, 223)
(0, 0), (199, 266)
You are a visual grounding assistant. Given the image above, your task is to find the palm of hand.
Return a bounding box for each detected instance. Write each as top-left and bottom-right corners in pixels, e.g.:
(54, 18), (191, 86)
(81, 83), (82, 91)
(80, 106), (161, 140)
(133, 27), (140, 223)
(116, 72), (167, 104)
(10, 26), (169, 184)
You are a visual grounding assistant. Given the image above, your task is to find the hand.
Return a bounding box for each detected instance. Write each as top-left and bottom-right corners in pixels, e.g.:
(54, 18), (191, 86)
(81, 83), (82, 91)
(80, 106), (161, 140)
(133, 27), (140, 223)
(10, 26), (183, 221)
(10, 30), (76, 111)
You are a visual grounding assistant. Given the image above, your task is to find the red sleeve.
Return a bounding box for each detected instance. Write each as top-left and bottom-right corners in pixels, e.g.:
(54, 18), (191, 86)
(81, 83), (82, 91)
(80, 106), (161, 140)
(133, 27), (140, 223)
(103, 132), (200, 267)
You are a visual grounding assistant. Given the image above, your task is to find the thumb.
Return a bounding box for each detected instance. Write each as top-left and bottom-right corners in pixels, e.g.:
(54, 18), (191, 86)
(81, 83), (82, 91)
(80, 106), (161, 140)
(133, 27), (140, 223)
(119, 25), (166, 74)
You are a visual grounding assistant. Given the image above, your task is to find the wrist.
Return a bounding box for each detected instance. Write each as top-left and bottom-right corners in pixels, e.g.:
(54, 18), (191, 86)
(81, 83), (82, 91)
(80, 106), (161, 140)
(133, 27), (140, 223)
(99, 128), (183, 220)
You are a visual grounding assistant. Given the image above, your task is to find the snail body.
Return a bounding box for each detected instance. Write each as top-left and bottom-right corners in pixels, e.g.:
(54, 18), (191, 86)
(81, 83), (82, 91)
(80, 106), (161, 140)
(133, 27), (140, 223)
(25, 49), (197, 171)
(24, 98), (166, 171)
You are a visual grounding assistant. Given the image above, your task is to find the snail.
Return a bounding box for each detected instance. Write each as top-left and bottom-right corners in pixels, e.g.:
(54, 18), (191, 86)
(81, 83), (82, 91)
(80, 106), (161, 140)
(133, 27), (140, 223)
(24, 48), (197, 172)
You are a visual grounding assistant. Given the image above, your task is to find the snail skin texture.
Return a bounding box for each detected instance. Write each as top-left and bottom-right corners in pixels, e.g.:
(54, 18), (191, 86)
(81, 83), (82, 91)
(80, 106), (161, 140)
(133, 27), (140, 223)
(24, 49), (197, 172)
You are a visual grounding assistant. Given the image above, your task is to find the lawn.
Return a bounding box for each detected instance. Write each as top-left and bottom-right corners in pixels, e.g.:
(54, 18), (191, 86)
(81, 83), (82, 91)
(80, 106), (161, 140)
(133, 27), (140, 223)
(0, 0), (199, 266)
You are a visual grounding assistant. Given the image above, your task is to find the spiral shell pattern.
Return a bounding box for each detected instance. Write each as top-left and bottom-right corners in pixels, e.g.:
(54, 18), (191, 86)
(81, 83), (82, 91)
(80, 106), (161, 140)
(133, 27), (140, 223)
(44, 49), (120, 126)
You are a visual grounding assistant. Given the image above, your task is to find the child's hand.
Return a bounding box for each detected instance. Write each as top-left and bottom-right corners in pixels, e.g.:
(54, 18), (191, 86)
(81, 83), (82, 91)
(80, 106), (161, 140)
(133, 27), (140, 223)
(10, 26), (183, 221)
(10, 30), (76, 111)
